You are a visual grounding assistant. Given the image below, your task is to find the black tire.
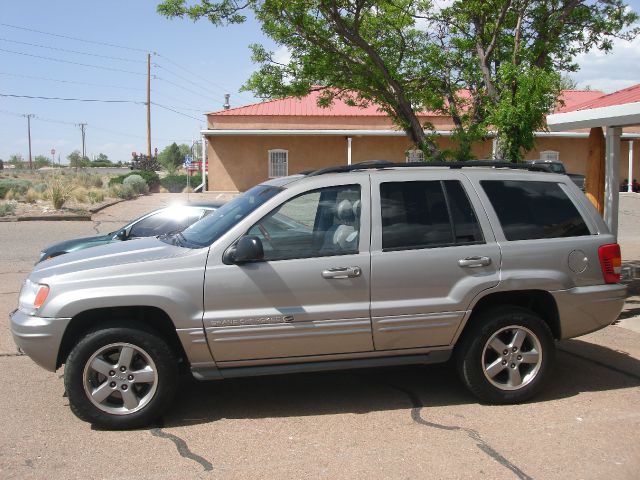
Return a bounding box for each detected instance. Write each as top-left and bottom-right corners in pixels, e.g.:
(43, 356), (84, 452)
(64, 326), (178, 429)
(455, 306), (555, 404)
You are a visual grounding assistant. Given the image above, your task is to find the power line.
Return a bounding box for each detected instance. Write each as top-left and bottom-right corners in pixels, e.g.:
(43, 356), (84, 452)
(0, 71), (143, 91)
(154, 62), (227, 98)
(152, 102), (204, 122)
(0, 37), (142, 63)
(0, 93), (144, 104)
(0, 48), (146, 75)
(154, 52), (253, 101)
(0, 22), (148, 53)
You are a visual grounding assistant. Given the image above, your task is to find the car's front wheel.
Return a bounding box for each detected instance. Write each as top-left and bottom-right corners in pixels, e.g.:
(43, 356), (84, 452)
(456, 306), (555, 404)
(64, 326), (178, 429)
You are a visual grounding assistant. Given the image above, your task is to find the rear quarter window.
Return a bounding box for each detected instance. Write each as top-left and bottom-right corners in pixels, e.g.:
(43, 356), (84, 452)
(480, 180), (590, 241)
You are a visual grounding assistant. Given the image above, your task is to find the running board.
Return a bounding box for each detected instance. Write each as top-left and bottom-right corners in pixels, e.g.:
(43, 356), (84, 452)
(190, 351), (451, 381)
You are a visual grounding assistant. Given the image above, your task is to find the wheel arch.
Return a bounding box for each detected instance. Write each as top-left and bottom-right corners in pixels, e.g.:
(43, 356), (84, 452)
(56, 306), (187, 370)
(461, 289), (561, 342)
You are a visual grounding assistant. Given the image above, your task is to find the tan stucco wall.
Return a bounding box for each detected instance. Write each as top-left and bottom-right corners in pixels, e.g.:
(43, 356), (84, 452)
(207, 134), (640, 193)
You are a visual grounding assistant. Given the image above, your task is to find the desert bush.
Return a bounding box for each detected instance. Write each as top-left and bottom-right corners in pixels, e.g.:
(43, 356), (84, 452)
(109, 170), (159, 191)
(74, 172), (104, 189)
(116, 184), (136, 200)
(4, 189), (16, 201)
(160, 174), (202, 193)
(87, 189), (105, 204)
(158, 186), (169, 193)
(24, 188), (40, 203)
(45, 176), (75, 210)
(182, 186), (194, 193)
(123, 174), (149, 195)
(73, 187), (88, 203)
(0, 201), (16, 216)
(0, 178), (32, 198)
(33, 183), (48, 193)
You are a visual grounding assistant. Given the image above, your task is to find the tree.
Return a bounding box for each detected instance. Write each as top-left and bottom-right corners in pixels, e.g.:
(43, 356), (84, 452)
(33, 155), (50, 169)
(559, 74), (578, 91)
(8, 154), (24, 168)
(68, 150), (90, 170)
(158, 143), (184, 173)
(158, 0), (638, 161)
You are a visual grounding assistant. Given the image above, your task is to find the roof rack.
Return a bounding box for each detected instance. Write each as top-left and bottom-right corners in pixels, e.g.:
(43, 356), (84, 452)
(303, 159), (539, 177)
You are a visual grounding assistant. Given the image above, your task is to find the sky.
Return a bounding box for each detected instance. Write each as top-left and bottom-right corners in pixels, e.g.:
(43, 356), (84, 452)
(1, 1), (639, 164)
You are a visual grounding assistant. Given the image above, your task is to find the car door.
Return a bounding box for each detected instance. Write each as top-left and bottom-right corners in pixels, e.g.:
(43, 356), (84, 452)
(202, 179), (373, 363)
(370, 170), (501, 350)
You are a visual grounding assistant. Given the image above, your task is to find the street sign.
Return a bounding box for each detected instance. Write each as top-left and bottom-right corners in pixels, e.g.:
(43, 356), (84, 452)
(183, 155), (192, 168)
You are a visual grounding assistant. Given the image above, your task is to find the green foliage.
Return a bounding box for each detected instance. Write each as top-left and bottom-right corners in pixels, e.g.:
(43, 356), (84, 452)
(87, 189), (105, 204)
(158, 0), (638, 161)
(157, 143), (184, 173)
(108, 170), (160, 191)
(113, 184), (137, 200)
(160, 174), (202, 193)
(8, 154), (24, 168)
(0, 178), (32, 198)
(0, 201), (16, 217)
(68, 150), (90, 169)
(33, 155), (51, 169)
(123, 174), (149, 195)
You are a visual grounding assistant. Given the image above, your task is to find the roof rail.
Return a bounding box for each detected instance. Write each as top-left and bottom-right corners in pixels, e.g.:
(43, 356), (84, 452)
(303, 160), (537, 177)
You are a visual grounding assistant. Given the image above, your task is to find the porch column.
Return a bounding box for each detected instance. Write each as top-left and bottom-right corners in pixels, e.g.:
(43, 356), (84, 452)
(604, 126), (622, 237)
(347, 137), (352, 165)
(586, 127), (605, 214)
(628, 140), (634, 192)
(201, 134), (207, 192)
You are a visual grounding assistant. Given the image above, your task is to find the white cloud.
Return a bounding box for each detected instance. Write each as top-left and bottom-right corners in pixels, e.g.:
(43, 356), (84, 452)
(573, 34), (640, 92)
(273, 45), (292, 65)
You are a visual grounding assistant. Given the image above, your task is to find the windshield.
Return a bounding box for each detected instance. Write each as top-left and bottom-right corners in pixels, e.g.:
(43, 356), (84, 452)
(546, 162), (566, 174)
(170, 184), (283, 248)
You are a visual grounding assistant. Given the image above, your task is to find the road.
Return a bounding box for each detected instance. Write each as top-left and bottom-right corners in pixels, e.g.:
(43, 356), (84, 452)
(1, 193), (639, 479)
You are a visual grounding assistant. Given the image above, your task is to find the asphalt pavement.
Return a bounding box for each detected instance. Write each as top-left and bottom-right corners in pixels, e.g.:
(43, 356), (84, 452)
(1, 192), (639, 480)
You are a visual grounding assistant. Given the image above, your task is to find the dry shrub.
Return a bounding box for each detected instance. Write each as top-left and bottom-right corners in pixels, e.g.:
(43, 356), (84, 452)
(45, 176), (75, 210)
(24, 188), (40, 203)
(182, 186), (194, 193)
(73, 187), (88, 203)
(159, 186), (169, 193)
(87, 189), (105, 204)
(4, 189), (16, 201)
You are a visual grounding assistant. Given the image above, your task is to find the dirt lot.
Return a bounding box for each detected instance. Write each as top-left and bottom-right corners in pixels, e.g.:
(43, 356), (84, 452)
(1, 192), (639, 479)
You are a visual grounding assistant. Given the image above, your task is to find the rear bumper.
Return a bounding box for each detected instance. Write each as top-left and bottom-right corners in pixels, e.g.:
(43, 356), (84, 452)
(552, 284), (627, 339)
(10, 309), (71, 372)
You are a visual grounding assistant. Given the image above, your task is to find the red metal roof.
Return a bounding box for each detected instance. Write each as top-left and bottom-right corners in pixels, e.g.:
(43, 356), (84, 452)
(558, 83), (640, 112)
(210, 88), (606, 117)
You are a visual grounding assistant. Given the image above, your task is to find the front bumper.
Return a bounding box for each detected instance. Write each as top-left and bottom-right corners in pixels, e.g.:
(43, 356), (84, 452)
(10, 309), (71, 371)
(552, 284), (627, 339)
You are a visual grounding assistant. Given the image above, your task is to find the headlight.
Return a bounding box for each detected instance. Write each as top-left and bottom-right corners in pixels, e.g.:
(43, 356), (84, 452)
(18, 279), (50, 315)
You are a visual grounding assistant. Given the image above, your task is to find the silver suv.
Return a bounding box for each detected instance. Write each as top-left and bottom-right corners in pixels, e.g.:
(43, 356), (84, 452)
(11, 162), (626, 429)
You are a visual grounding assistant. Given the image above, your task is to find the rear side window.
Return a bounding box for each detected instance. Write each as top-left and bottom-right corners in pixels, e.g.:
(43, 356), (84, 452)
(480, 180), (590, 241)
(380, 180), (483, 251)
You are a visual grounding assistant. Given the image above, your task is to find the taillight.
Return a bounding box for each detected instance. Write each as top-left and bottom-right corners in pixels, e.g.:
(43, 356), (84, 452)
(598, 244), (621, 284)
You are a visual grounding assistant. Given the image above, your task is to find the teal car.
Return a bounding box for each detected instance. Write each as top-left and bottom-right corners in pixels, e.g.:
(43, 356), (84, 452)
(38, 202), (223, 263)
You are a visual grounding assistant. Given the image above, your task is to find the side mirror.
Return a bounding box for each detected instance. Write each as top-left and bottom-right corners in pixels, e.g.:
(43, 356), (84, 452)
(115, 229), (128, 240)
(227, 235), (264, 264)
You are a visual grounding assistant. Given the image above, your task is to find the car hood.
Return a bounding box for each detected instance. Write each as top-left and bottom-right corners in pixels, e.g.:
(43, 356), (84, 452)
(40, 233), (115, 257)
(32, 236), (200, 283)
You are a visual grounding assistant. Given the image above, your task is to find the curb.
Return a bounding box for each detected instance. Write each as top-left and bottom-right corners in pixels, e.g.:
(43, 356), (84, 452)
(0, 199), (124, 222)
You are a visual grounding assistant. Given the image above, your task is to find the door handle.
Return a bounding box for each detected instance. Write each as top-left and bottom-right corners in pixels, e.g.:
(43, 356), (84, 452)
(322, 266), (362, 279)
(458, 256), (492, 268)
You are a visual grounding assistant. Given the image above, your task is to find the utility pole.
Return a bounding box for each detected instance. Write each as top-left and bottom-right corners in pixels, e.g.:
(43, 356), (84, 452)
(78, 123), (87, 172)
(147, 53), (152, 159)
(23, 114), (34, 169)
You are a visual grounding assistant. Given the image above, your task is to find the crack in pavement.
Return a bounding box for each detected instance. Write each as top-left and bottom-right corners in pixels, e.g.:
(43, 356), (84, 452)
(557, 347), (640, 381)
(386, 383), (533, 480)
(92, 220), (102, 235)
(0, 352), (25, 357)
(150, 419), (213, 472)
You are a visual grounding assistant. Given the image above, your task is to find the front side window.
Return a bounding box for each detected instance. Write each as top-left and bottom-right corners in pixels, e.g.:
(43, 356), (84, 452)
(480, 180), (590, 241)
(129, 211), (189, 237)
(380, 180), (483, 251)
(248, 185), (361, 261)
(268, 149), (288, 178)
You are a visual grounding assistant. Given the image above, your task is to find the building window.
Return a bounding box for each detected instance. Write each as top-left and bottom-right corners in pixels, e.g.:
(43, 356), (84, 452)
(405, 149), (424, 163)
(268, 149), (288, 178)
(540, 150), (560, 162)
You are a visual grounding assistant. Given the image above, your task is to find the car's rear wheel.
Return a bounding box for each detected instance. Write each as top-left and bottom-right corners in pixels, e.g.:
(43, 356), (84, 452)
(64, 326), (178, 429)
(456, 306), (555, 404)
